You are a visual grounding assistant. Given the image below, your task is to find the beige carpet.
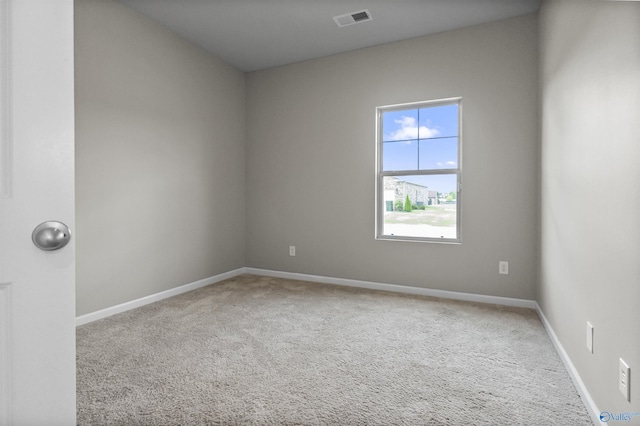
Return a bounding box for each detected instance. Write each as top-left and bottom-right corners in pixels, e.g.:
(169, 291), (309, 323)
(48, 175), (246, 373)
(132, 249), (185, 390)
(77, 274), (593, 425)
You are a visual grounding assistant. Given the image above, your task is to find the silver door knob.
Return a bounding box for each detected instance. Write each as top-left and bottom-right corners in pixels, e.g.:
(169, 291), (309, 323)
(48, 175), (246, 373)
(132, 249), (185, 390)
(32, 221), (71, 251)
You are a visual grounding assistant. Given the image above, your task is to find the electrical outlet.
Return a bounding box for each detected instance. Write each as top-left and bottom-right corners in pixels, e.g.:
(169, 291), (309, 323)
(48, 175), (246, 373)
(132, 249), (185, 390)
(619, 358), (630, 402)
(498, 261), (509, 275)
(289, 246), (296, 257)
(586, 322), (593, 353)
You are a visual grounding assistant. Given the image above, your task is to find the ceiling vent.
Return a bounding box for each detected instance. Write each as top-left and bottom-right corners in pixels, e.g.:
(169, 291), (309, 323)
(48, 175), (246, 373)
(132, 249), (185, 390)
(333, 9), (372, 28)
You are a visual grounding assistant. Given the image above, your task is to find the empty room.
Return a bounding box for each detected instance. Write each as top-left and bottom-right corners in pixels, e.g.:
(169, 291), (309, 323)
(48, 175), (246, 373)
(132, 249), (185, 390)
(3, 0), (638, 424)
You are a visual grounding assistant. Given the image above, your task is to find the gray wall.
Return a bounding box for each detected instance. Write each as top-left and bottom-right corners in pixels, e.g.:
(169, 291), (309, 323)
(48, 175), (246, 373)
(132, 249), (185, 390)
(246, 14), (539, 300)
(75, 0), (246, 315)
(539, 0), (640, 415)
(74, 0), (639, 415)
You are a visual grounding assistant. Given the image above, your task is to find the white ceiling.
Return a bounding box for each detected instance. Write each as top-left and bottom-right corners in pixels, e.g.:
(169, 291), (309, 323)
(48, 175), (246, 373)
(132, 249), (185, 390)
(117, 0), (541, 72)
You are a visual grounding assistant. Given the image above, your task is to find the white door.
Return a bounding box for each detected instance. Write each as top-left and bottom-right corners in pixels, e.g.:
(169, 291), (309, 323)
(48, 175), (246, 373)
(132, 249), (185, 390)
(0, 0), (76, 424)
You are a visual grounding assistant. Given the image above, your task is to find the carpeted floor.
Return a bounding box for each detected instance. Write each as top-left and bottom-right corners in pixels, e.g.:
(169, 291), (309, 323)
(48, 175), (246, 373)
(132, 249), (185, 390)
(76, 274), (593, 425)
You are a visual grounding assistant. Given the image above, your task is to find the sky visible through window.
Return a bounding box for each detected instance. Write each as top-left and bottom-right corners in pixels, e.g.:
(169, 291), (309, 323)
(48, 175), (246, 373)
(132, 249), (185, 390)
(382, 104), (458, 193)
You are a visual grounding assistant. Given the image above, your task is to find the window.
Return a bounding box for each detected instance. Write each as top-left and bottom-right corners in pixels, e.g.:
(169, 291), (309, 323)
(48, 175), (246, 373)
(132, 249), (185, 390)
(375, 98), (461, 243)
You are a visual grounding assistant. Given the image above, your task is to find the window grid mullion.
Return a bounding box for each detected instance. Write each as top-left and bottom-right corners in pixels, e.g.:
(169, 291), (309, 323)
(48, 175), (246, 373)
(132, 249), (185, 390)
(416, 108), (420, 170)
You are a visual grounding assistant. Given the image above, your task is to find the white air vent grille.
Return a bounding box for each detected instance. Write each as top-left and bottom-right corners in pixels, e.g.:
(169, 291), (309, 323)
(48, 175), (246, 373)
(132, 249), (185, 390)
(333, 9), (372, 28)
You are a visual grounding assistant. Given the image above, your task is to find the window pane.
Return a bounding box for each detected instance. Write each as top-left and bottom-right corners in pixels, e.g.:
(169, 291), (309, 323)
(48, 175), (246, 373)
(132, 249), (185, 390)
(418, 104), (458, 138)
(419, 137), (458, 170)
(382, 109), (419, 142)
(382, 174), (458, 239)
(382, 140), (418, 171)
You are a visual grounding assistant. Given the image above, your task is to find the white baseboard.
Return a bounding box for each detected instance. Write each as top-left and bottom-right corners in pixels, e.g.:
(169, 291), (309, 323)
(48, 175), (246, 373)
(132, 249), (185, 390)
(245, 267), (537, 309)
(75, 268), (247, 326)
(77, 267), (536, 326)
(535, 303), (604, 426)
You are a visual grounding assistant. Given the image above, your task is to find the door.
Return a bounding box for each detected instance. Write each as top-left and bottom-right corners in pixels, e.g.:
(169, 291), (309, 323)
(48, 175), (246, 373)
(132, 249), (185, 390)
(0, 0), (76, 424)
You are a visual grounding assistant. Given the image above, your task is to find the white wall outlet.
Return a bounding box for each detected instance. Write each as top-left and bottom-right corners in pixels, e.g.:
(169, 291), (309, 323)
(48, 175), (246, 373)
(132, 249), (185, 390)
(586, 322), (593, 353)
(619, 358), (630, 402)
(498, 261), (509, 275)
(289, 245), (296, 256)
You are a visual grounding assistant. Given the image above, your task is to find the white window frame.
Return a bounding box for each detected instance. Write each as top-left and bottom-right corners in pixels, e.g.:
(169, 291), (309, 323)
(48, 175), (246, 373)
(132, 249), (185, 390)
(375, 97), (462, 243)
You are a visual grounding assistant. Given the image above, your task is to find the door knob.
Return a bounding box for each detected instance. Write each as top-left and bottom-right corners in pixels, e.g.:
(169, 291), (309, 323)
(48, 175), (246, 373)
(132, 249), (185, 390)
(32, 221), (71, 251)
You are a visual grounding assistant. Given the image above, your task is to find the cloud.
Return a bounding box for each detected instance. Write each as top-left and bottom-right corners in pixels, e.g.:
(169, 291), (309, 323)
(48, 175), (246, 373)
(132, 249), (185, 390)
(389, 116), (439, 141)
(446, 161), (457, 166)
